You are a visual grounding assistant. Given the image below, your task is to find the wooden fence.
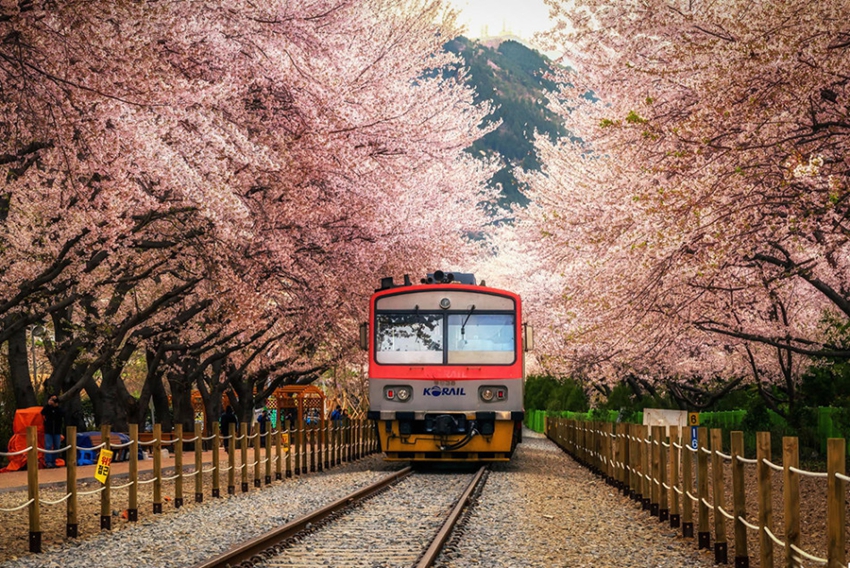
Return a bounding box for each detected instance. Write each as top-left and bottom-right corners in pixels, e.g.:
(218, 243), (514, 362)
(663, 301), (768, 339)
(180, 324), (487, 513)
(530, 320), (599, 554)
(0, 418), (377, 553)
(546, 418), (847, 568)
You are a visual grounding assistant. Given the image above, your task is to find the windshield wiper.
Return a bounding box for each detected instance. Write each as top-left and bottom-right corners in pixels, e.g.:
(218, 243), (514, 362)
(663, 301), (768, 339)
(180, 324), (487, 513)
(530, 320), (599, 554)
(460, 305), (476, 338)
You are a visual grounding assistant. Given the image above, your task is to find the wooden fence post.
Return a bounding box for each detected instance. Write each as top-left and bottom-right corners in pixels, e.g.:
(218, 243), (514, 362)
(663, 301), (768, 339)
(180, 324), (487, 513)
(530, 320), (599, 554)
(174, 424), (183, 508)
(240, 422), (249, 492)
(731, 431), (749, 568)
(227, 422), (236, 493)
(265, 422), (273, 484)
(66, 425), (79, 536)
(212, 422), (221, 497)
(294, 419), (302, 475)
(303, 419), (310, 472)
(101, 424), (112, 528)
(128, 424), (138, 522)
(26, 426), (41, 553)
(629, 423), (636, 499)
(316, 420), (323, 473)
(641, 425), (651, 510)
(697, 426), (710, 550)
(651, 425), (661, 516)
(152, 423), (162, 514)
(286, 423), (293, 478)
(756, 431), (774, 568)
(252, 423), (261, 488)
(669, 425), (680, 529)
(194, 422), (203, 502)
(659, 426), (668, 522)
(783, 437), (800, 568)
(324, 420), (331, 470)
(827, 438), (846, 568)
(274, 423), (283, 481)
(711, 428), (728, 564)
(682, 427), (694, 539)
(310, 425), (316, 473)
(620, 423), (629, 495)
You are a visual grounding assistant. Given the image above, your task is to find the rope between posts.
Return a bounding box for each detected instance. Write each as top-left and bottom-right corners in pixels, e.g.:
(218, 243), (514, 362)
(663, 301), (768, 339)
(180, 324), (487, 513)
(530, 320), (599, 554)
(0, 446), (33, 457)
(161, 473), (180, 481)
(220, 466), (232, 473)
(763, 459), (784, 472)
(40, 444), (72, 454)
(78, 486), (106, 496)
(836, 472), (850, 482)
(763, 526), (786, 548)
(39, 493), (72, 505)
(202, 466), (216, 474)
(737, 456), (758, 464)
(672, 486), (683, 495)
(790, 544), (827, 564)
(737, 515), (760, 531)
(716, 450), (732, 460)
(673, 442), (683, 449)
(686, 444), (698, 453)
(112, 480), (135, 490)
(183, 470), (198, 478)
(202, 435), (216, 441)
(717, 505), (735, 520)
(700, 447), (712, 455)
(183, 436), (199, 443)
(0, 498), (35, 512)
(137, 477), (158, 485)
(111, 441), (133, 448)
(686, 491), (699, 502)
(789, 466), (828, 478)
(701, 498), (714, 510)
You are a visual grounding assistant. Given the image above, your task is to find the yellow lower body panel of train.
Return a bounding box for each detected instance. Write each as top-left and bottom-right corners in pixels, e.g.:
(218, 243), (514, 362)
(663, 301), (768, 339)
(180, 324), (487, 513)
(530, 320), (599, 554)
(378, 419), (519, 462)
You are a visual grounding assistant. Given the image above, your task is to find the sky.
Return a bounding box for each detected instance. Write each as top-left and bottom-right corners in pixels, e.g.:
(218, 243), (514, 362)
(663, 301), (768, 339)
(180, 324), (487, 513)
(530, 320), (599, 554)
(446, 0), (553, 41)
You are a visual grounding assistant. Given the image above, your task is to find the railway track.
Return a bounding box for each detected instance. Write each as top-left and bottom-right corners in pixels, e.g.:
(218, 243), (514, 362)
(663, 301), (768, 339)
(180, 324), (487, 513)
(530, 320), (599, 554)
(194, 465), (488, 568)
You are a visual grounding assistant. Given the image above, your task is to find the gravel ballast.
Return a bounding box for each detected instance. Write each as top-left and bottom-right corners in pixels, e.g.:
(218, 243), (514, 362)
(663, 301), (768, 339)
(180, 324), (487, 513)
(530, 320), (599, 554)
(437, 430), (716, 568)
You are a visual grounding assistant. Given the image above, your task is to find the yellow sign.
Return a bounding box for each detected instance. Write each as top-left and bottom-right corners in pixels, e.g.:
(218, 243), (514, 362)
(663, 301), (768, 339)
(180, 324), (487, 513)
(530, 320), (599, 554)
(688, 412), (700, 426)
(282, 433), (290, 449)
(95, 448), (113, 484)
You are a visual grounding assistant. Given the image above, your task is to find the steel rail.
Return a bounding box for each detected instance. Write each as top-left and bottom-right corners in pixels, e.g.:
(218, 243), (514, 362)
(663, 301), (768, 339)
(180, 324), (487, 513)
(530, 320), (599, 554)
(193, 466), (412, 568)
(415, 465), (488, 568)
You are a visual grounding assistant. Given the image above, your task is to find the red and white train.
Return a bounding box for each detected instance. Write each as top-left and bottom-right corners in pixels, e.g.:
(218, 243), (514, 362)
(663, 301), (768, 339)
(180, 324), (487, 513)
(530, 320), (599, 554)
(363, 271), (532, 462)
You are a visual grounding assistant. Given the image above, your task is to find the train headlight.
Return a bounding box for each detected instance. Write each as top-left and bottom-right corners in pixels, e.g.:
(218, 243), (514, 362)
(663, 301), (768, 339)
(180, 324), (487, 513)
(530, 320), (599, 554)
(385, 386), (412, 402)
(479, 386), (506, 402)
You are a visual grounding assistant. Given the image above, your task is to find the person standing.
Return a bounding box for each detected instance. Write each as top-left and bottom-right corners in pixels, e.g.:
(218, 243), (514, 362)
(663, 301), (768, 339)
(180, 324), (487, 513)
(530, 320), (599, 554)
(219, 406), (238, 453)
(41, 395), (64, 468)
(257, 410), (268, 448)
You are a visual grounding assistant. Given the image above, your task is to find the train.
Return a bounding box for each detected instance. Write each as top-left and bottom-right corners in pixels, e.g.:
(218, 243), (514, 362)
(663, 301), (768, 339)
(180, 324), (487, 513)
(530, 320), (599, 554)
(363, 271), (532, 462)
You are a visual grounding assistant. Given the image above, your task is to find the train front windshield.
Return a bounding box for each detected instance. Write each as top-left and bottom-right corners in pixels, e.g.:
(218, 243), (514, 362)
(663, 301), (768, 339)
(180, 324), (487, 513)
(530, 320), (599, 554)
(375, 312), (515, 365)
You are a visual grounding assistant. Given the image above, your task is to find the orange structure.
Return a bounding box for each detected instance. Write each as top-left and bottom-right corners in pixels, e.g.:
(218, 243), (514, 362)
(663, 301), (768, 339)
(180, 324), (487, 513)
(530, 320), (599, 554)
(185, 387), (326, 434)
(270, 385), (326, 427)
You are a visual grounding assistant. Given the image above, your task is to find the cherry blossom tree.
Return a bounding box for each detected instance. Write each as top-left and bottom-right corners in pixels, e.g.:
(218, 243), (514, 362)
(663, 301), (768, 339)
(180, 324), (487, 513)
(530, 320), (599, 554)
(512, 0), (850, 410)
(1, 0), (496, 428)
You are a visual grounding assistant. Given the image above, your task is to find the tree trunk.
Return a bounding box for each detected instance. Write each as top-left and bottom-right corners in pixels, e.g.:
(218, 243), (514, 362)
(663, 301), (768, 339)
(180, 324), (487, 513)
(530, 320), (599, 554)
(6, 327), (37, 408)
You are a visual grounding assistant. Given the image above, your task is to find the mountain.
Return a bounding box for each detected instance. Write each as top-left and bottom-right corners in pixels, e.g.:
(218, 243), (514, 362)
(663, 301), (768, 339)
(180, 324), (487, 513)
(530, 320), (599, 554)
(444, 36), (568, 211)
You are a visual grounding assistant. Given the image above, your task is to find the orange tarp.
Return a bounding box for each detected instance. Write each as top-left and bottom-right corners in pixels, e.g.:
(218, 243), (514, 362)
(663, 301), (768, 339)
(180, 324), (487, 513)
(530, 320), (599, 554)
(0, 407), (46, 472)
